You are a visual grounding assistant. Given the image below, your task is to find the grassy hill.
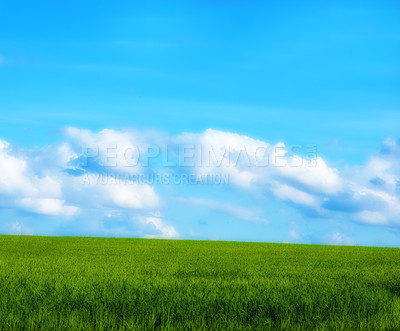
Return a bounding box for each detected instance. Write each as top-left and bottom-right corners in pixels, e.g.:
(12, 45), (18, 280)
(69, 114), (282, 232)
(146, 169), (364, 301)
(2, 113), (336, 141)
(0, 235), (399, 330)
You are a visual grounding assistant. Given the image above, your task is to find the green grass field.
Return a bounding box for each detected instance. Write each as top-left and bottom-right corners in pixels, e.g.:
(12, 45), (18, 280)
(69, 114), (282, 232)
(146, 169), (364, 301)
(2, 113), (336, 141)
(1, 236), (400, 330)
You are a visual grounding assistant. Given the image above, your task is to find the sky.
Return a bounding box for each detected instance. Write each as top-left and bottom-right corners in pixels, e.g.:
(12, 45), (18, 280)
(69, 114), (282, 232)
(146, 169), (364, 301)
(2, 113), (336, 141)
(0, 0), (400, 246)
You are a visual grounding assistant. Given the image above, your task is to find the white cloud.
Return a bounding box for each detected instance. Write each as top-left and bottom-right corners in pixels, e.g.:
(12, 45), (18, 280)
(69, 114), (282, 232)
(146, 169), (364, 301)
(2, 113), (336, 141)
(177, 129), (269, 188)
(0, 137), (160, 218)
(95, 176), (160, 210)
(1, 127), (400, 239)
(178, 129), (400, 227)
(354, 211), (388, 225)
(108, 183), (159, 209)
(0, 140), (36, 196)
(59, 127), (344, 214)
(142, 216), (179, 239)
(352, 188), (400, 226)
(64, 127), (144, 174)
(270, 184), (317, 207)
(84, 211), (179, 239)
(70, 174), (160, 210)
(327, 139), (400, 226)
(177, 129), (343, 205)
(0, 140), (62, 199)
(16, 198), (78, 217)
(276, 156), (343, 195)
(0, 135), (168, 237)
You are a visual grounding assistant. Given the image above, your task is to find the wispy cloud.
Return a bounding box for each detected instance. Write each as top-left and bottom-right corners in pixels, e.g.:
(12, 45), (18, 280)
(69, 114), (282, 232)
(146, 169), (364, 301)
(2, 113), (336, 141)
(176, 197), (268, 223)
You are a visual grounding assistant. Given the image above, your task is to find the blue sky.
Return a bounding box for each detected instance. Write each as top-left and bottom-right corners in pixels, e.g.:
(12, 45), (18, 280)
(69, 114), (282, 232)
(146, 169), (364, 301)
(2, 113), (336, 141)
(0, 0), (400, 246)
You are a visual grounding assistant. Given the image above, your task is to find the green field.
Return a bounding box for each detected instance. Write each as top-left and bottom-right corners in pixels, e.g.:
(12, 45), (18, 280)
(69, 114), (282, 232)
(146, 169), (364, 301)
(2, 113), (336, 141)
(1, 236), (400, 330)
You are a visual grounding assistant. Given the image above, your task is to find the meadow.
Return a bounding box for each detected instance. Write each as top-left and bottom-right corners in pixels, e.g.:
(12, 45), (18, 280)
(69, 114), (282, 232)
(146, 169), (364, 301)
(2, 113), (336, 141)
(0, 235), (399, 330)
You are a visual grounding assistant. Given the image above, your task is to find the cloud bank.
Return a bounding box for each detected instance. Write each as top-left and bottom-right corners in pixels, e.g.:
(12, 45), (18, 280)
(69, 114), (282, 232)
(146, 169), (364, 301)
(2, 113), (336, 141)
(1, 128), (399, 242)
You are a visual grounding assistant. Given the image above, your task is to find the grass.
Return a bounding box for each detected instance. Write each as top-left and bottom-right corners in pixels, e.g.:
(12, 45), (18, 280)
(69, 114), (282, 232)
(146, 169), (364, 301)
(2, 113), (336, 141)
(0, 235), (400, 330)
